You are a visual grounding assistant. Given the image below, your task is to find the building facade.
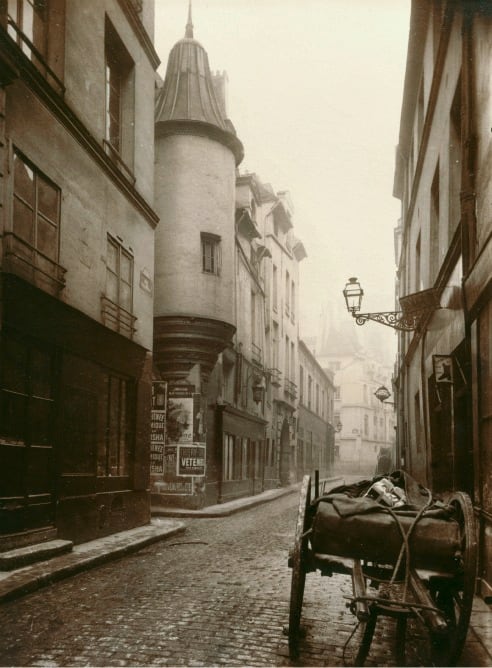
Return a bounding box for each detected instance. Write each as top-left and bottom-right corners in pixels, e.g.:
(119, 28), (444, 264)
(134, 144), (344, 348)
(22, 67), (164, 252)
(0, 0), (159, 548)
(297, 340), (335, 481)
(393, 0), (492, 599)
(322, 353), (396, 476)
(151, 12), (244, 509)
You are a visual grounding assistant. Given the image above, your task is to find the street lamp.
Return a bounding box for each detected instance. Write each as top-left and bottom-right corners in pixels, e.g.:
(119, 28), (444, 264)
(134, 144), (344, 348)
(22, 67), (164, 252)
(342, 277), (439, 332)
(374, 385), (395, 406)
(342, 277), (363, 314)
(335, 420), (343, 433)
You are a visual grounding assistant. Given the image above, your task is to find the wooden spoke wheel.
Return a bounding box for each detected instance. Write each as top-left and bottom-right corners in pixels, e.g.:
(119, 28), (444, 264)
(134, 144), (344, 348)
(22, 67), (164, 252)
(430, 491), (477, 666)
(288, 475), (312, 655)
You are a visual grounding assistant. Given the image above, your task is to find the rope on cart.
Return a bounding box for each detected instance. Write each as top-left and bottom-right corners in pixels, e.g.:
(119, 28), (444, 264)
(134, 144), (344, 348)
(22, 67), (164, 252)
(385, 486), (433, 601)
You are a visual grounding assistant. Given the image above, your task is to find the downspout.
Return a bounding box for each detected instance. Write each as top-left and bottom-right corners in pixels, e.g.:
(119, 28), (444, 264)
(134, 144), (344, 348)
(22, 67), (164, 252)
(460, 3), (478, 504)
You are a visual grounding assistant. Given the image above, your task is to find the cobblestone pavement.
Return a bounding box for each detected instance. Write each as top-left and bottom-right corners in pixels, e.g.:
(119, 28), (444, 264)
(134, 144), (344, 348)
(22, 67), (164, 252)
(0, 494), (489, 667)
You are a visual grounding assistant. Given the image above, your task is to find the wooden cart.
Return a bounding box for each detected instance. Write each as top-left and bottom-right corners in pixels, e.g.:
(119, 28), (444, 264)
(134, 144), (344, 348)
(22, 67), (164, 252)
(287, 473), (477, 666)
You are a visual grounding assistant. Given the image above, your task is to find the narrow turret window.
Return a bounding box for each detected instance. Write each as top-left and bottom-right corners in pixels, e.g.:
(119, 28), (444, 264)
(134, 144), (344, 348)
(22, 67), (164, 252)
(201, 232), (221, 275)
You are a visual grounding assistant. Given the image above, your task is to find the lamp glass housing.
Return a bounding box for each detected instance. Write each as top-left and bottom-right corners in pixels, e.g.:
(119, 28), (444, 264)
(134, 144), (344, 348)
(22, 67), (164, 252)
(343, 277), (363, 313)
(374, 385), (391, 403)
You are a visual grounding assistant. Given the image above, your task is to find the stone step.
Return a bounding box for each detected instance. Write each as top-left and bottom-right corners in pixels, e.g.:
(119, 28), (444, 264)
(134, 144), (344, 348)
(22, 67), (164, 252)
(0, 539), (74, 571)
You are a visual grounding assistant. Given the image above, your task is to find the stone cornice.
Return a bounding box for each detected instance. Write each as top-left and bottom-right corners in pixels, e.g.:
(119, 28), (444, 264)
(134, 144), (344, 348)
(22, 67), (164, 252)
(117, 0), (160, 70)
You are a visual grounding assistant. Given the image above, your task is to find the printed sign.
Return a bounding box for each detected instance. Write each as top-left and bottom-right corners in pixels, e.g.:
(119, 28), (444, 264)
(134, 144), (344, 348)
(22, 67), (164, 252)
(167, 385), (194, 444)
(433, 355), (454, 384)
(177, 444), (206, 477)
(150, 381), (168, 474)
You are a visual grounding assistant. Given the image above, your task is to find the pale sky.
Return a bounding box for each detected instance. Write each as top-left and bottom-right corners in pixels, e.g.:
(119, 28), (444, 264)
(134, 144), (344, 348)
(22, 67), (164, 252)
(154, 0), (410, 355)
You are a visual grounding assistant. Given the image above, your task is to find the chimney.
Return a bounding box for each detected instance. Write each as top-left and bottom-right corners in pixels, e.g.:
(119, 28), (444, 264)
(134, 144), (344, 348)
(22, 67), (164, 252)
(212, 70), (229, 118)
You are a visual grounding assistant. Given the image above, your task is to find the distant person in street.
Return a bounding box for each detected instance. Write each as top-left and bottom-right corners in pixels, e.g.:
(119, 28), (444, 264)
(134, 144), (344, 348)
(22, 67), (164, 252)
(375, 447), (392, 475)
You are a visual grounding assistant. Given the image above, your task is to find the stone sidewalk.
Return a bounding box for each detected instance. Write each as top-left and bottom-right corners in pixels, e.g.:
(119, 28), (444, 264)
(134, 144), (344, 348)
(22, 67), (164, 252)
(0, 484), (299, 605)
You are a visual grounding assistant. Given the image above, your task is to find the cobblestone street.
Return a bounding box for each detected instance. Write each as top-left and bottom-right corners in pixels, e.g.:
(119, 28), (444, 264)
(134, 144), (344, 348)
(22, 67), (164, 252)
(0, 494), (488, 667)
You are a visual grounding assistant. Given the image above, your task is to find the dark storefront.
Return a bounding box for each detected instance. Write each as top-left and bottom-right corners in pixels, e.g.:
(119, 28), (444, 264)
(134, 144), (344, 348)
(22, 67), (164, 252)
(218, 405), (267, 503)
(0, 275), (151, 549)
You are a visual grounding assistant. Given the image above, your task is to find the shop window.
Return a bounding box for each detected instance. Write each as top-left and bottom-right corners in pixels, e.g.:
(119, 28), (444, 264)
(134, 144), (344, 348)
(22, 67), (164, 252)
(7, 149), (65, 293)
(97, 373), (134, 477)
(104, 18), (135, 181)
(201, 232), (221, 275)
(102, 235), (136, 338)
(0, 335), (54, 447)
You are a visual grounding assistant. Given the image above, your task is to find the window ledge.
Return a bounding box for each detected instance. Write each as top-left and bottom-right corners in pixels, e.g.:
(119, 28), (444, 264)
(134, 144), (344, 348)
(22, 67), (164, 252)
(3, 232), (66, 296)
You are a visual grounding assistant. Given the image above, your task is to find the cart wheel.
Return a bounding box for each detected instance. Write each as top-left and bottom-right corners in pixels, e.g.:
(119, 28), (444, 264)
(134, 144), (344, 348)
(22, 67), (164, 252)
(288, 475), (312, 654)
(431, 491), (477, 666)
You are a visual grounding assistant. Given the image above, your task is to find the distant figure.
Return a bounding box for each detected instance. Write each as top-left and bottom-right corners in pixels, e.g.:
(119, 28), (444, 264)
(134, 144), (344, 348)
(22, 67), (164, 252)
(375, 447), (392, 475)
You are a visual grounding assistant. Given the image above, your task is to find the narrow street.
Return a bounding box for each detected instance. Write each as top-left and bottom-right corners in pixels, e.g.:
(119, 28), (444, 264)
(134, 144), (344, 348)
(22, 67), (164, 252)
(0, 494), (486, 668)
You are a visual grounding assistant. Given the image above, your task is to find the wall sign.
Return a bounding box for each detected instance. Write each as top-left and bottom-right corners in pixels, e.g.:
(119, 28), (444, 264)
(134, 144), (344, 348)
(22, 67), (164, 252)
(177, 444), (206, 477)
(433, 355), (454, 384)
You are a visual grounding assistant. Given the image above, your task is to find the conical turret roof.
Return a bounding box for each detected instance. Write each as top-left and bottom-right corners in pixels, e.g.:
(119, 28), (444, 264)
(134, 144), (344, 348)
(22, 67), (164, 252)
(155, 4), (243, 164)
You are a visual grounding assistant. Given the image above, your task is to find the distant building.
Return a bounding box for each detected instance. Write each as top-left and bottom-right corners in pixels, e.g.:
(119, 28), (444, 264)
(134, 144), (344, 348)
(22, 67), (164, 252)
(317, 316), (396, 476)
(324, 354), (396, 476)
(393, 0), (492, 600)
(260, 181), (307, 485)
(297, 340), (335, 480)
(0, 1), (159, 547)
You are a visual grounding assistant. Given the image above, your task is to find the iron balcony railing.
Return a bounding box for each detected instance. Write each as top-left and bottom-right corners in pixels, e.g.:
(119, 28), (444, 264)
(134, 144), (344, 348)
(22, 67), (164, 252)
(6, 18), (65, 96)
(251, 342), (263, 367)
(103, 140), (136, 186)
(101, 295), (137, 339)
(268, 367), (282, 387)
(3, 232), (66, 294)
(284, 379), (297, 399)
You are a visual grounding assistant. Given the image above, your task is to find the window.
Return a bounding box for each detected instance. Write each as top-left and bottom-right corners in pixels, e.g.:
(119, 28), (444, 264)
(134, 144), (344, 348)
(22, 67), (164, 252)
(335, 385), (341, 400)
(8, 0), (47, 59)
(0, 335), (54, 448)
(103, 235), (135, 337)
(285, 270), (290, 314)
(272, 264), (278, 311)
(201, 233), (221, 275)
(364, 414), (369, 436)
(449, 78), (462, 240)
(285, 336), (290, 380)
(272, 322), (279, 371)
(299, 365), (304, 403)
(308, 376), (313, 410)
(430, 163), (440, 281)
(97, 373), (133, 477)
(415, 233), (421, 292)
(291, 280), (295, 321)
(9, 149), (63, 291)
(105, 18), (135, 176)
(316, 383), (320, 414)
(290, 342), (295, 383)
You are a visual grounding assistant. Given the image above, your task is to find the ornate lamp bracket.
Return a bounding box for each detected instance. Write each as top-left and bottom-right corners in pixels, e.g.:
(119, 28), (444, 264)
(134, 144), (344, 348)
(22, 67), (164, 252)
(353, 311), (420, 332)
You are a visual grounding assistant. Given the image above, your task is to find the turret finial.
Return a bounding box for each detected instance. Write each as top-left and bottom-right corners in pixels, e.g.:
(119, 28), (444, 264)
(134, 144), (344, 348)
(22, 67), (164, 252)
(185, 0), (194, 38)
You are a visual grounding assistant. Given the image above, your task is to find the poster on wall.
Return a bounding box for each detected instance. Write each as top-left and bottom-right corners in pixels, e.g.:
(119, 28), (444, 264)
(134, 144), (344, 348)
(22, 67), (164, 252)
(166, 384), (195, 444)
(433, 355), (454, 384)
(177, 444), (206, 477)
(150, 381), (167, 474)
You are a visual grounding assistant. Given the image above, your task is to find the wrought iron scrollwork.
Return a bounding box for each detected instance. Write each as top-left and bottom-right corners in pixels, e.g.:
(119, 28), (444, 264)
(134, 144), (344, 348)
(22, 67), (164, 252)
(353, 311), (421, 331)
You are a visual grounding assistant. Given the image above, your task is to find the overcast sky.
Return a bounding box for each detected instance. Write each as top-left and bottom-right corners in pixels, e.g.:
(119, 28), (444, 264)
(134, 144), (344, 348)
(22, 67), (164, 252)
(154, 0), (410, 353)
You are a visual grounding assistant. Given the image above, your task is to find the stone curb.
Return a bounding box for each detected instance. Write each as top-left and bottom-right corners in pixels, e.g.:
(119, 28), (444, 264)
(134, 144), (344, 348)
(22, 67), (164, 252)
(0, 519), (185, 605)
(151, 477), (344, 518)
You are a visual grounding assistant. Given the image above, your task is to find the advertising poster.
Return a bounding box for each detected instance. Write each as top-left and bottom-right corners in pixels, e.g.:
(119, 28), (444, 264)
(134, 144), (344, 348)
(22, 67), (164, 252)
(166, 384), (194, 444)
(177, 444), (206, 477)
(150, 381), (167, 474)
